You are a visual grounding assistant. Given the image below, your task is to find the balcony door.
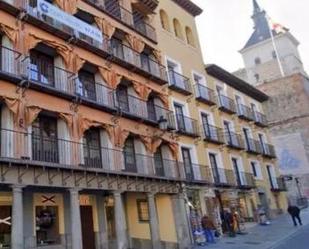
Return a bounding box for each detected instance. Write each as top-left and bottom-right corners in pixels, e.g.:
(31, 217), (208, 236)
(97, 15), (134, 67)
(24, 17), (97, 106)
(154, 148), (164, 177)
(147, 97), (157, 121)
(32, 115), (58, 163)
(116, 85), (129, 112)
(78, 70), (97, 101)
(243, 128), (251, 150)
(232, 158), (241, 186)
(174, 103), (185, 132)
(123, 138), (137, 173)
(181, 148), (193, 180)
(201, 113), (212, 139)
(223, 121), (233, 145)
(266, 165), (278, 189)
(258, 133), (267, 153)
(235, 95), (243, 115)
(30, 50), (54, 86)
(83, 128), (102, 168)
(209, 153), (220, 183)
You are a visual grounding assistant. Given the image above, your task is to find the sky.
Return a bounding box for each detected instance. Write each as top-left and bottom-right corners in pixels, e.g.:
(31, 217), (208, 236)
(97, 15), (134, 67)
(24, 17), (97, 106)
(191, 0), (309, 73)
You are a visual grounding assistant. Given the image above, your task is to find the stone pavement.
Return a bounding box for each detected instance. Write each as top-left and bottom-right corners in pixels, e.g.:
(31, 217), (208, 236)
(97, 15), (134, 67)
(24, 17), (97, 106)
(193, 208), (309, 249)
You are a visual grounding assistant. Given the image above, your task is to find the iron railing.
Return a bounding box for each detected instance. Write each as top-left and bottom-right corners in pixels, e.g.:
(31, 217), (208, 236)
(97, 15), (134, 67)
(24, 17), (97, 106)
(178, 162), (213, 183)
(201, 124), (225, 144)
(270, 177), (287, 192)
(236, 172), (256, 188)
(217, 94), (236, 113)
(254, 111), (268, 127)
(224, 131), (245, 149)
(194, 84), (216, 105)
(0, 128), (183, 180)
(0, 45), (22, 76)
(174, 114), (199, 136)
(168, 70), (192, 94)
(211, 168), (236, 187)
(245, 138), (263, 154)
(21, 1), (165, 82)
(261, 143), (276, 158)
(236, 103), (254, 121)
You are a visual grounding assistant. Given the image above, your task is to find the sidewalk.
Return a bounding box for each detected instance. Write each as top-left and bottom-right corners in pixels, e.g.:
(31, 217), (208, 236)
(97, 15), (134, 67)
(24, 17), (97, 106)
(193, 208), (309, 249)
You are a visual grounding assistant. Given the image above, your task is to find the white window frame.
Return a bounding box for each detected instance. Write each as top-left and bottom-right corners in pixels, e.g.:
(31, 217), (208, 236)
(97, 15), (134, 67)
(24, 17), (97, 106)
(199, 109), (215, 126)
(192, 70), (206, 86)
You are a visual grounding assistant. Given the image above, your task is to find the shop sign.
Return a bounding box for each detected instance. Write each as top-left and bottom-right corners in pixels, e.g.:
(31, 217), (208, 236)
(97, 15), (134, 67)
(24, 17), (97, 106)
(37, 0), (103, 43)
(204, 188), (216, 198)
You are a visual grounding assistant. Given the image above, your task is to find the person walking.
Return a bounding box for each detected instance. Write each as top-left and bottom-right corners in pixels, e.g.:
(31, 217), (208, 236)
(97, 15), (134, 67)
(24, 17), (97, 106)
(201, 215), (216, 243)
(287, 205), (302, 226)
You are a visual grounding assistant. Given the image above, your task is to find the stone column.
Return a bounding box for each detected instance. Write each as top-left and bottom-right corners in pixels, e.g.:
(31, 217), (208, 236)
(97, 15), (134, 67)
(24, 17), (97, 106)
(147, 193), (161, 249)
(69, 188), (83, 249)
(96, 195), (109, 249)
(113, 191), (128, 249)
(171, 194), (192, 249)
(11, 185), (24, 249)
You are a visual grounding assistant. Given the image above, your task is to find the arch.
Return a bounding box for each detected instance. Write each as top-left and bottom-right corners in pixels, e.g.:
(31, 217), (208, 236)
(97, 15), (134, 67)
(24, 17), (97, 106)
(185, 26), (195, 47)
(160, 9), (170, 31)
(173, 18), (183, 39)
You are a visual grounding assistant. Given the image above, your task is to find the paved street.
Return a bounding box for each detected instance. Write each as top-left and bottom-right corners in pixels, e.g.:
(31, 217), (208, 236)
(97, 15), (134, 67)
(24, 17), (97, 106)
(194, 208), (309, 249)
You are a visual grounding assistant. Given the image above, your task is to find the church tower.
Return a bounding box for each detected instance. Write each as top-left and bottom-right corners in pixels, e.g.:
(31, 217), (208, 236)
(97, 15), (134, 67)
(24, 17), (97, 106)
(237, 0), (305, 85)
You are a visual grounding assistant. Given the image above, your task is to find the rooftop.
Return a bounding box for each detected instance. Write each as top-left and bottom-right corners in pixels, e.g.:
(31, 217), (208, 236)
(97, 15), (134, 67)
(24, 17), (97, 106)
(171, 0), (203, 16)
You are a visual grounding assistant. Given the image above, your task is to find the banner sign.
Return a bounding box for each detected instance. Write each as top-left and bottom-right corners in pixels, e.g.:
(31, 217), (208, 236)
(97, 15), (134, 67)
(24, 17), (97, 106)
(37, 0), (103, 43)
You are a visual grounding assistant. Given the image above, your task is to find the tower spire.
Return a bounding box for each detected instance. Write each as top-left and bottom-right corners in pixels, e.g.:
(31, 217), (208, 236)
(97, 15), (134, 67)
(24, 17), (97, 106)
(253, 0), (261, 15)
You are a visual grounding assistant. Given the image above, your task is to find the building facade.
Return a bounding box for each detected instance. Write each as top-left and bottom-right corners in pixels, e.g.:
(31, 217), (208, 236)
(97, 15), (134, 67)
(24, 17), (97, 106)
(235, 0), (309, 203)
(154, 0), (287, 241)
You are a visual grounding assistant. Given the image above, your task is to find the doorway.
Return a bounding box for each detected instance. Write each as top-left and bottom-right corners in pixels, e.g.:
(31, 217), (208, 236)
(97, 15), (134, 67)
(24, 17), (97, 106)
(80, 206), (95, 249)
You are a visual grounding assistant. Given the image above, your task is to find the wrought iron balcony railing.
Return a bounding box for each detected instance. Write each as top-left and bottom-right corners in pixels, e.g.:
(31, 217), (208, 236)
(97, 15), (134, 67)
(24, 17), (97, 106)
(217, 94), (237, 113)
(86, 0), (157, 41)
(211, 168), (237, 187)
(245, 138), (263, 154)
(236, 172), (256, 189)
(270, 177), (287, 192)
(20, 1), (166, 82)
(261, 143), (276, 158)
(0, 45), (22, 76)
(224, 131), (245, 149)
(201, 124), (225, 144)
(236, 104), (254, 121)
(173, 114), (199, 137)
(168, 70), (192, 95)
(194, 84), (216, 105)
(0, 128), (183, 180)
(254, 111), (268, 127)
(178, 162), (213, 183)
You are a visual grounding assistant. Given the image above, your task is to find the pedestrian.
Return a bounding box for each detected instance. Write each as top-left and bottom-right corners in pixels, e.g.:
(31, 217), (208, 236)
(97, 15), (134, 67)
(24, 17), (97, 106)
(201, 215), (216, 243)
(287, 205), (302, 226)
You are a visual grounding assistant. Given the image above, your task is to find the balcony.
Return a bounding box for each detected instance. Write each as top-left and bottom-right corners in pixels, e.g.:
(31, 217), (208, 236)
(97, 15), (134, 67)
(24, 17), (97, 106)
(261, 143), (276, 158)
(20, 1), (166, 84)
(174, 114), (199, 137)
(194, 84), (216, 105)
(178, 162), (213, 183)
(270, 177), (287, 192)
(86, 0), (157, 42)
(236, 104), (254, 121)
(201, 124), (225, 144)
(217, 94), (237, 114)
(236, 172), (256, 189)
(168, 70), (192, 95)
(0, 128), (183, 181)
(224, 131), (245, 149)
(254, 111), (268, 127)
(211, 168), (237, 187)
(245, 138), (263, 155)
(0, 45), (22, 79)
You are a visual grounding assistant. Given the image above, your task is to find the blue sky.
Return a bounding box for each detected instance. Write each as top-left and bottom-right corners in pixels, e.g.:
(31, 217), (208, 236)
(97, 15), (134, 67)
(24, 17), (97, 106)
(192, 0), (309, 73)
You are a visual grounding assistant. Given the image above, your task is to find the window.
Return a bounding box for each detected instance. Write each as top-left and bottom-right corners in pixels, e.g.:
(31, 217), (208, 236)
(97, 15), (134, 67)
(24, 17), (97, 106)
(154, 148), (164, 176)
(123, 137), (137, 172)
(36, 206), (60, 245)
(251, 161), (257, 177)
(174, 103), (185, 131)
(254, 57), (261, 65)
(173, 18), (183, 39)
(185, 26), (195, 46)
(209, 153), (220, 183)
(30, 50), (54, 86)
(193, 73), (204, 85)
(116, 85), (129, 112)
(159, 9), (170, 31)
(137, 199), (149, 222)
(83, 128), (102, 168)
(232, 158), (241, 185)
(78, 70), (97, 101)
(181, 147), (193, 179)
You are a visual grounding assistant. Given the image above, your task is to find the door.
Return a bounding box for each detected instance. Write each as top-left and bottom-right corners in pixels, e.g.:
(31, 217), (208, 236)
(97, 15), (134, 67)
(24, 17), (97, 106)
(83, 128), (102, 168)
(201, 113), (212, 139)
(0, 205), (11, 247)
(174, 104), (185, 132)
(30, 50), (54, 85)
(181, 148), (193, 180)
(78, 70), (96, 101)
(154, 148), (165, 176)
(80, 206), (95, 249)
(32, 115), (58, 163)
(123, 138), (137, 172)
(116, 85), (129, 112)
(223, 121), (233, 145)
(232, 158), (241, 186)
(258, 133), (267, 153)
(147, 97), (157, 121)
(243, 128), (251, 150)
(209, 153), (220, 183)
